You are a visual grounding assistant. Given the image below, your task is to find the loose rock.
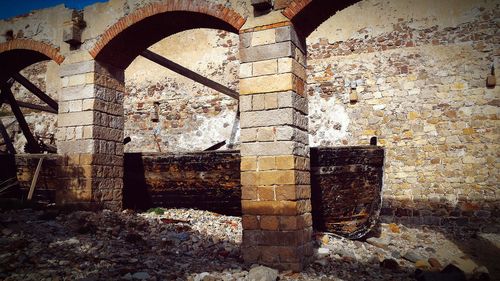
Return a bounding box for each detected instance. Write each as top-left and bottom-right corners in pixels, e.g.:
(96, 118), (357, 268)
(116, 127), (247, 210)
(247, 266), (278, 281)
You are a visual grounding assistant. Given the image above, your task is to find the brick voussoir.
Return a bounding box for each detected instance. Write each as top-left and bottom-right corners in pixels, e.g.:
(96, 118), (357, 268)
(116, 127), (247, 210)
(90, 1), (245, 59)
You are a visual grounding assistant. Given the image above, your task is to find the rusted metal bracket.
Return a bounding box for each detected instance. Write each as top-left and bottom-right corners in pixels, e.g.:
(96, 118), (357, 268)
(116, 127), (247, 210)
(140, 49), (239, 100)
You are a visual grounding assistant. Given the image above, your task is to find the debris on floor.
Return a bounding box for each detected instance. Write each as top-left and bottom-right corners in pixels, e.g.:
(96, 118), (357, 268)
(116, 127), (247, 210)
(0, 207), (497, 281)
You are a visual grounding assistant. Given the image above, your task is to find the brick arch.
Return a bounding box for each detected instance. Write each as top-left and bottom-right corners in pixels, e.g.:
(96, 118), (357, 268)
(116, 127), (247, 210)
(0, 39), (65, 82)
(0, 39), (65, 64)
(282, 0), (360, 37)
(89, 0), (246, 69)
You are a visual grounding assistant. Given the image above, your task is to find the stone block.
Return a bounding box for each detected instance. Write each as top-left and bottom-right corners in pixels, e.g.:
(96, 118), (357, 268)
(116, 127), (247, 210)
(68, 100), (83, 112)
(280, 216), (299, 230)
(258, 156), (276, 170)
(60, 85), (95, 101)
(242, 215), (260, 230)
(74, 126), (83, 139)
(240, 62), (253, 78)
(276, 155), (295, 169)
(81, 99), (95, 111)
(240, 95), (253, 112)
(240, 128), (258, 142)
(252, 94), (266, 110)
(277, 246), (303, 264)
(258, 186), (275, 200)
(60, 60), (95, 77)
(94, 61), (124, 82)
(57, 139), (96, 154)
(275, 25), (306, 53)
(240, 41), (294, 63)
(251, 29), (276, 46)
(240, 73), (294, 95)
(241, 200), (299, 216)
(257, 170), (295, 185)
(298, 213), (313, 228)
(257, 127), (275, 142)
(277, 91), (308, 114)
(260, 216), (280, 230)
(242, 185), (258, 200)
(240, 141), (297, 156)
(242, 245), (261, 263)
(253, 59), (278, 76)
(278, 57), (306, 81)
(241, 171), (258, 186)
(58, 101), (70, 113)
(240, 108), (295, 128)
(275, 185), (298, 200)
(264, 93), (279, 109)
(241, 156), (258, 171)
(239, 32), (252, 48)
(58, 111), (95, 127)
(61, 72), (94, 87)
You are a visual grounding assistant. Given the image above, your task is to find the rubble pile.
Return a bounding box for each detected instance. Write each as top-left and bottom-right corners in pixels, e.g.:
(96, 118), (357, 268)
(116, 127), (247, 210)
(0, 208), (496, 281)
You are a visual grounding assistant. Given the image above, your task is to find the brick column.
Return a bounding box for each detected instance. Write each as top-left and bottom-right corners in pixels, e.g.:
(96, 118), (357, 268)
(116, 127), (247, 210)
(57, 54), (124, 210)
(239, 24), (313, 271)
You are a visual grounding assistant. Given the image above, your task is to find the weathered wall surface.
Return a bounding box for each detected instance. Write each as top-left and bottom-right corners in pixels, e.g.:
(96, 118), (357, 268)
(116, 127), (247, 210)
(0, 4), (72, 48)
(307, 0), (499, 216)
(123, 29), (240, 152)
(0, 61), (59, 152)
(11, 148), (496, 233)
(123, 151), (241, 215)
(10, 154), (96, 204)
(0, 0), (498, 224)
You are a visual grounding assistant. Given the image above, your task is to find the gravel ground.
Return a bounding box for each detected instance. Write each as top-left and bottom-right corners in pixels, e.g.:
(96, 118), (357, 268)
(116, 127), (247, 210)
(0, 207), (497, 281)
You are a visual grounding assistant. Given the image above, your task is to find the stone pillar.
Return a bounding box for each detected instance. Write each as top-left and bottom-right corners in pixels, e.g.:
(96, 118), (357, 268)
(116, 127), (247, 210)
(57, 53), (124, 210)
(239, 24), (313, 271)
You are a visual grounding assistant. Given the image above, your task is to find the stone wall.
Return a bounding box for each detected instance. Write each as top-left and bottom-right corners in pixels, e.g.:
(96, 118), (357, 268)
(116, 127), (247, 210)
(0, 0), (498, 226)
(123, 29), (240, 152)
(306, 0), (499, 220)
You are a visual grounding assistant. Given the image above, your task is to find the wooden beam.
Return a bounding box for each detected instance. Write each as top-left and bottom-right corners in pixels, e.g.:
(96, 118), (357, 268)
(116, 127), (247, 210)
(0, 119), (16, 154)
(1, 87), (41, 153)
(28, 157), (44, 200)
(3, 99), (58, 114)
(140, 50), (239, 100)
(11, 72), (59, 111)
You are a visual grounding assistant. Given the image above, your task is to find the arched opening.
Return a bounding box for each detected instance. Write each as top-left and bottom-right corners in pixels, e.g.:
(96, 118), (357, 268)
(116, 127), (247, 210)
(88, 2), (245, 213)
(121, 28), (241, 213)
(0, 40), (63, 154)
(90, 1), (245, 69)
(283, 0), (360, 37)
